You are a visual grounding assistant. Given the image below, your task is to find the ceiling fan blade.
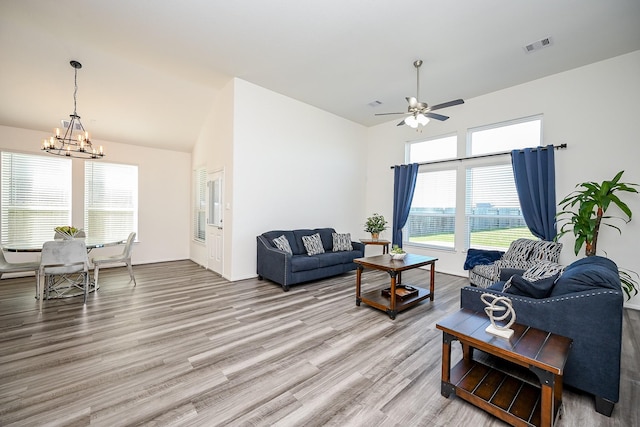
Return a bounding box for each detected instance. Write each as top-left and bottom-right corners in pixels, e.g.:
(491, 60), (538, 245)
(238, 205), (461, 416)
(428, 99), (464, 111)
(375, 112), (405, 116)
(425, 112), (449, 121)
(406, 97), (419, 108)
(396, 118), (407, 126)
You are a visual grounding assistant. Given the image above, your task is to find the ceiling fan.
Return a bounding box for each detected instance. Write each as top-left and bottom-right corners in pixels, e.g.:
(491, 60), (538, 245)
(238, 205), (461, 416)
(375, 60), (464, 128)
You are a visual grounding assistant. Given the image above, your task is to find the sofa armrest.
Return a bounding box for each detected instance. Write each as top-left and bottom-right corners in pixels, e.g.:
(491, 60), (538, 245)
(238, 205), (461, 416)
(256, 235), (291, 288)
(351, 241), (364, 254)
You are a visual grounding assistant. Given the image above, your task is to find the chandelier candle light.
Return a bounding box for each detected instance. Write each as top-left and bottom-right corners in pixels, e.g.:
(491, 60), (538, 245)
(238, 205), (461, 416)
(41, 60), (104, 159)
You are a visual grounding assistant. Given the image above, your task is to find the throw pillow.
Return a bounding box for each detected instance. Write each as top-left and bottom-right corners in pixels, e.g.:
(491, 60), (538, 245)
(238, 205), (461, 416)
(522, 261), (564, 282)
(272, 235), (292, 255)
(501, 273), (559, 299)
(332, 232), (353, 252)
(302, 233), (325, 256)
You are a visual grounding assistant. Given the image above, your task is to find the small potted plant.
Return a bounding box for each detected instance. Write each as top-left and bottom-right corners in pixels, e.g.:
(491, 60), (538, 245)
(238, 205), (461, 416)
(390, 244), (406, 260)
(364, 213), (388, 240)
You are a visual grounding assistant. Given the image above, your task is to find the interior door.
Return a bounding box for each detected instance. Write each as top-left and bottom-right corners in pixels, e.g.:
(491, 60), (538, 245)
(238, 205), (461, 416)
(207, 171), (224, 275)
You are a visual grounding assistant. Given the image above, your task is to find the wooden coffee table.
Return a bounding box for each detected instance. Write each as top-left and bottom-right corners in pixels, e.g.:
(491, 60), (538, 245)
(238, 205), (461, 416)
(354, 254), (437, 319)
(436, 309), (572, 427)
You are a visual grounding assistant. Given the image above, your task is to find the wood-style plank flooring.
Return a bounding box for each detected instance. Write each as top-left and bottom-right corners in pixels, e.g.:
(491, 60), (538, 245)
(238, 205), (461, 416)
(0, 260), (638, 426)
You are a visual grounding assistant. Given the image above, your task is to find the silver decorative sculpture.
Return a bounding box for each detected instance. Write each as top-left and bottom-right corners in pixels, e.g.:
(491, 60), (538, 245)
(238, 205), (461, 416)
(481, 293), (516, 339)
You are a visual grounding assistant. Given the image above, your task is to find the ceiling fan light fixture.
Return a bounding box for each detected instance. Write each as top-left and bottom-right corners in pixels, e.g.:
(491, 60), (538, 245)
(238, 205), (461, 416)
(405, 115), (418, 128)
(417, 114), (430, 126)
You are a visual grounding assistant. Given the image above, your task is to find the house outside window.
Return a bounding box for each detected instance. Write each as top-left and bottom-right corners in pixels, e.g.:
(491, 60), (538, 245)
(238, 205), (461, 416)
(1, 152), (72, 246)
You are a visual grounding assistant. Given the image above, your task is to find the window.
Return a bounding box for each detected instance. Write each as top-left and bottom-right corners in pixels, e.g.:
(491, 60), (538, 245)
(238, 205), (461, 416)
(406, 135), (457, 249)
(465, 117), (541, 250)
(1, 152), (72, 246)
(84, 161), (138, 242)
(193, 168), (206, 242)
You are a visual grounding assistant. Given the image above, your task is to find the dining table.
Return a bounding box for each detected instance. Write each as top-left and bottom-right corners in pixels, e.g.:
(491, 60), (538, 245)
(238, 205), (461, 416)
(3, 237), (126, 300)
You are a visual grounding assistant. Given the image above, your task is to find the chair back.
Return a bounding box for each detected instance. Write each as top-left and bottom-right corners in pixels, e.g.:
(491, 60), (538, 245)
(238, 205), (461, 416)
(0, 245), (8, 267)
(123, 232), (136, 258)
(40, 240), (89, 275)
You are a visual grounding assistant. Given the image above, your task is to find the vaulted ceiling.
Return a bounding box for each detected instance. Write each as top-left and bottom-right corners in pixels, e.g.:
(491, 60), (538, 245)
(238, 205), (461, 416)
(1, 1), (639, 152)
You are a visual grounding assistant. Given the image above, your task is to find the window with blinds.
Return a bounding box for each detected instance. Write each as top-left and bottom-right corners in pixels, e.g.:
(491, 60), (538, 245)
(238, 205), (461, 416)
(465, 116), (541, 250)
(1, 152), (72, 246)
(84, 161), (138, 243)
(193, 168), (206, 242)
(406, 134), (457, 249)
(465, 164), (534, 250)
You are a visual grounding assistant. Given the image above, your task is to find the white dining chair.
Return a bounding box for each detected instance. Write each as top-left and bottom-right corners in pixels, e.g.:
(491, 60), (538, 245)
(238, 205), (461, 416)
(0, 245), (41, 295)
(38, 240), (90, 312)
(92, 232), (137, 289)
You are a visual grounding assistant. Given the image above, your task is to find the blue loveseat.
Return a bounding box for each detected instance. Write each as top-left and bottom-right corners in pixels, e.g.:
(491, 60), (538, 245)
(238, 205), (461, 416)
(257, 228), (364, 291)
(460, 256), (624, 416)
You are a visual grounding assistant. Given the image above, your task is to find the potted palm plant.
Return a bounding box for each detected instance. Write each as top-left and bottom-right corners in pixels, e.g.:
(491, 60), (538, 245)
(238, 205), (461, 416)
(364, 213), (388, 241)
(556, 170), (639, 299)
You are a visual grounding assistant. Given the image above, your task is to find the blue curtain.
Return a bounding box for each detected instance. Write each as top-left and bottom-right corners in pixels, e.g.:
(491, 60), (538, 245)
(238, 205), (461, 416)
(392, 163), (419, 247)
(511, 145), (557, 241)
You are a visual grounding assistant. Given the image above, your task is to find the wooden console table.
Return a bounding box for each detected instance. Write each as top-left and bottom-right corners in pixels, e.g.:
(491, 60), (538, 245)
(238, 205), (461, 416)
(354, 254), (437, 319)
(436, 309), (572, 427)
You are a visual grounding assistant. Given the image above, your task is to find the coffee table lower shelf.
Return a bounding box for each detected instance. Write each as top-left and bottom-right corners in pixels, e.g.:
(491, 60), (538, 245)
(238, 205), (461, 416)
(358, 284), (431, 319)
(445, 358), (560, 427)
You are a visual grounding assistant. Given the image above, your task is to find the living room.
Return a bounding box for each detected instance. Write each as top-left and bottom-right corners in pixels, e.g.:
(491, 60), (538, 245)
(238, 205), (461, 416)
(0, 2), (639, 425)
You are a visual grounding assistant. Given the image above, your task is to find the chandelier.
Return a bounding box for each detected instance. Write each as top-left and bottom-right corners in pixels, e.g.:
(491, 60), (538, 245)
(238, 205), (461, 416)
(41, 60), (104, 159)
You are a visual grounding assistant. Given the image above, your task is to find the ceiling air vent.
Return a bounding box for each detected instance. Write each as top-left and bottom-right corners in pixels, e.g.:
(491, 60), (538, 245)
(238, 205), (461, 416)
(368, 100), (382, 107)
(523, 36), (553, 53)
(61, 119), (83, 130)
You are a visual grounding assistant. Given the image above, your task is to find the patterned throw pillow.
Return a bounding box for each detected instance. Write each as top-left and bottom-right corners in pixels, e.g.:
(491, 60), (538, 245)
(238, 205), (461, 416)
(522, 260), (564, 281)
(332, 233), (353, 252)
(302, 233), (325, 256)
(272, 235), (292, 255)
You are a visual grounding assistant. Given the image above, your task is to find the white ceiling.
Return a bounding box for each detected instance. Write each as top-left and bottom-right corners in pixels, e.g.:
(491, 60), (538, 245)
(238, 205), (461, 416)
(1, 1), (639, 153)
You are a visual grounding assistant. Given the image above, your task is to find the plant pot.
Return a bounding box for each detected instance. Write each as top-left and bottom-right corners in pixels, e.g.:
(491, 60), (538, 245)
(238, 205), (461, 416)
(371, 233), (379, 241)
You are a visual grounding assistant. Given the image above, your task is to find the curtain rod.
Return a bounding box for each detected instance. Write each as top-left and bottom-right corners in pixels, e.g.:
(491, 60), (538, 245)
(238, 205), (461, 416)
(390, 143), (567, 169)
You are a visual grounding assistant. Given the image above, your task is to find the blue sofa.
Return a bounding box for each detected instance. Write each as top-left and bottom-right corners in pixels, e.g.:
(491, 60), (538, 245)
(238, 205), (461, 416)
(460, 256), (623, 416)
(257, 228), (364, 291)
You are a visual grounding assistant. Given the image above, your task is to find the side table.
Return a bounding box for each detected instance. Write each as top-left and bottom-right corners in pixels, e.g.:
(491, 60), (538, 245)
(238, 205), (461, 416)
(359, 239), (390, 254)
(436, 309), (572, 427)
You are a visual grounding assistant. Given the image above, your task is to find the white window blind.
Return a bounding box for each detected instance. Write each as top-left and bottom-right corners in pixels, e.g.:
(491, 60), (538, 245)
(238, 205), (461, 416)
(193, 168), (206, 242)
(84, 161), (138, 243)
(465, 164), (534, 250)
(1, 152), (72, 246)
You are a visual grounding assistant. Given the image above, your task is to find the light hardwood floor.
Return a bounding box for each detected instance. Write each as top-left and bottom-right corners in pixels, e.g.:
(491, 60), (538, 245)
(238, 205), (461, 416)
(0, 261), (638, 426)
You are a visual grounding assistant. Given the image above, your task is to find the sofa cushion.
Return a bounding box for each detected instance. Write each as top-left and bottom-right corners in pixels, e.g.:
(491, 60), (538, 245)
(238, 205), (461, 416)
(332, 232), (353, 252)
(315, 228), (336, 252)
(550, 256), (620, 296)
(502, 238), (536, 262)
(502, 273), (559, 299)
(290, 255), (320, 272)
(262, 230), (299, 254)
(302, 233), (325, 255)
(316, 251), (355, 267)
(272, 235), (293, 255)
(522, 260), (564, 281)
(530, 240), (562, 263)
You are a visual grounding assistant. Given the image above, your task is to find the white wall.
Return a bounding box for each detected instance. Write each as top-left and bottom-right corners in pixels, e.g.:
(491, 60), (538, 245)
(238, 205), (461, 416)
(230, 79), (368, 281)
(367, 50), (640, 308)
(0, 125), (191, 265)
